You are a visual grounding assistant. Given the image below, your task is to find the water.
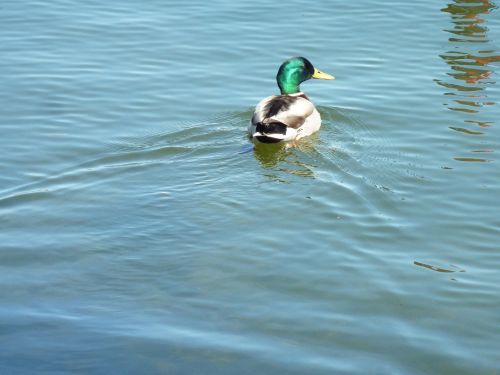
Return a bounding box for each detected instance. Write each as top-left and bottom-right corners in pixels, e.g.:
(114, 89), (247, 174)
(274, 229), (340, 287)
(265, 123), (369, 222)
(1, 1), (499, 374)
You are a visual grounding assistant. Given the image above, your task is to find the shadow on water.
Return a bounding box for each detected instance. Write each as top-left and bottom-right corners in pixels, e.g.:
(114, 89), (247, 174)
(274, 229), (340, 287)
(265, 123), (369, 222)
(436, 0), (499, 162)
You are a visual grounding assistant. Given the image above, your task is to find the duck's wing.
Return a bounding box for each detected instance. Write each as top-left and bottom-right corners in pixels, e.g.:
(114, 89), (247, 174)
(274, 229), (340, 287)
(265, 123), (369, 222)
(251, 95), (278, 124)
(252, 95), (314, 129)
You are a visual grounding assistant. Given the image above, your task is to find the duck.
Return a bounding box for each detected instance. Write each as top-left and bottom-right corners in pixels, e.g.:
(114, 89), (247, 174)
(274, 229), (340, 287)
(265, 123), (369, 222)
(249, 57), (334, 144)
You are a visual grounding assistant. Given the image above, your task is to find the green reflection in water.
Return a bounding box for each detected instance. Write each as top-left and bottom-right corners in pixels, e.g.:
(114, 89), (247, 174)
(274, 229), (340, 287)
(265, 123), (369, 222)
(449, 126), (483, 135)
(252, 137), (319, 183)
(414, 261), (466, 273)
(437, 0), (499, 161)
(453, 156), (491, 162)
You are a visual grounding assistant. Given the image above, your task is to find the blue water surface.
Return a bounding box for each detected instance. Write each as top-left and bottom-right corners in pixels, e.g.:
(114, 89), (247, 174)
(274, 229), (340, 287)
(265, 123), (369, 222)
(1, 0), (499, 374)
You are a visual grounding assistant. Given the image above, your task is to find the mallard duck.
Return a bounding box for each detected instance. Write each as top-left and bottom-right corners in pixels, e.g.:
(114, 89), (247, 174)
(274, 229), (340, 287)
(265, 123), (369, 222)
(249, 57), (334, 144)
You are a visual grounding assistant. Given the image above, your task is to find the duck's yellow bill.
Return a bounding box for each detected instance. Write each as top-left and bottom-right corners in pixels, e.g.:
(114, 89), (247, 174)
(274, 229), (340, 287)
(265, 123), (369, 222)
(312, 68), (335, 80)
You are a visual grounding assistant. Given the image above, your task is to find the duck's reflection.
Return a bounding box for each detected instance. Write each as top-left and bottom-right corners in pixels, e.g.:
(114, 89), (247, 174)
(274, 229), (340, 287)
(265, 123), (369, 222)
(252, 136), (319, 182)
(436, 0), (498, 161)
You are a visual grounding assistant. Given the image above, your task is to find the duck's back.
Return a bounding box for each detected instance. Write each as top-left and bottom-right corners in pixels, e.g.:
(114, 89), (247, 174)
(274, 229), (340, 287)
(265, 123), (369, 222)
(249, 94), (320, 142)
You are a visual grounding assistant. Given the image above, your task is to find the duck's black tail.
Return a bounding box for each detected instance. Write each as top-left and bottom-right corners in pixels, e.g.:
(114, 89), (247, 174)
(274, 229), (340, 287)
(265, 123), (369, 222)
(253, 121), (287, 143)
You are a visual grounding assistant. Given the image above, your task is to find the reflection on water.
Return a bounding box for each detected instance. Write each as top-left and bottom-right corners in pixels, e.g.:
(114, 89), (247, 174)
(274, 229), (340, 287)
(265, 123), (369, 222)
(414, 261), (465, 273)
(253, 137), (319, 182)
(436, 0), (498, 162)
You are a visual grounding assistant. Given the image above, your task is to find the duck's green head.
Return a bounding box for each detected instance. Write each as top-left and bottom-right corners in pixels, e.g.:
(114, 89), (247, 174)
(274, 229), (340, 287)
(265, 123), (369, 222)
(276, 57), (335, 95)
